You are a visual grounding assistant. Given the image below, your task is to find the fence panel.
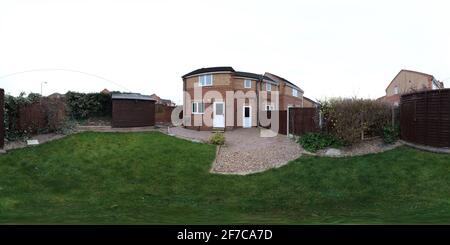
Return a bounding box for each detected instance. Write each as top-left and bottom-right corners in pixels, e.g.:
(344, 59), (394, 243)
(400, 89), (450, 148)
(288, 107), (319, 136)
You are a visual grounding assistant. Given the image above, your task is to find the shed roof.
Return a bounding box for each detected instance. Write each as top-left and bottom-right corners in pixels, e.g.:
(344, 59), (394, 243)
(112, 93), (155, 101)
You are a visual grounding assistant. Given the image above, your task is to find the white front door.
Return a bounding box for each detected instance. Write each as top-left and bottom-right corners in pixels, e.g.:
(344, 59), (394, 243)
(243, 106), (251, 128)
(213, 102), (225, 128)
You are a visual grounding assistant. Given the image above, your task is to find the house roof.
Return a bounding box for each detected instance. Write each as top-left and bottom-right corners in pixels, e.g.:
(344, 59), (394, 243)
(303, 96), (319, 105)
(234, 71), (262, 80)
(112, 93), (155, 101)
(182, 66), (235, 78)
(264, 72), (303, 92)
(385, 69), (435, 92)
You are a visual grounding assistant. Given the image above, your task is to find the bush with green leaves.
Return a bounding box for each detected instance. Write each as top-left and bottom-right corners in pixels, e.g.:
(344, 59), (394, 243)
(297, 132), (344, 153)
(382, 124), (400, 144)
(209, 132), (225, 145)
(65, 91), (112, 120)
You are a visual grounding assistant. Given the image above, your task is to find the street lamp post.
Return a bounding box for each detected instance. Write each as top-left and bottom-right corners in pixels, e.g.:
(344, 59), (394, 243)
(41, 81), (47, 96)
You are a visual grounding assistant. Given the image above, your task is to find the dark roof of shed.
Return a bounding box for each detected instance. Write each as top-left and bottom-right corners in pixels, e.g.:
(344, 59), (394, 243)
(182, 66), (235, 78)
(112, 93), (155, 101)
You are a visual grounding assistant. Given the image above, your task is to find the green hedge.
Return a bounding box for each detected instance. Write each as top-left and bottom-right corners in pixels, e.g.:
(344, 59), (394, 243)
(65, 91), (112, 120)
(297, 132), (344, 153)
(320, 98), (392, 144)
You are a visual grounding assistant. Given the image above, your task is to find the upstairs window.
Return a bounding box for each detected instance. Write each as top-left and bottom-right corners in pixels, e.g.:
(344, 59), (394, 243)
(292, 89), (298, 97)
(266, 83), (272, 91)
(199, 74), (213, 86)
(192, 102), (205, 114)
(394, 85), (399, 95)
(244, 79), (252, 88)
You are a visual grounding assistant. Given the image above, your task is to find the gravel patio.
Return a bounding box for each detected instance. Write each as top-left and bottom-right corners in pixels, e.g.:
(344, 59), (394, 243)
(168, 127), (303, 175)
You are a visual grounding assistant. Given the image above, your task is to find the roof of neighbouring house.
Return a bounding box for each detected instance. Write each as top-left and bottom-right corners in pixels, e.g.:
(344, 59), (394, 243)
(149, 93), (161, 101)
(303, 96), (319, 105)
(160, 99), (174, 105)
(101, 88), (110, 94)
(48, 92), (64, 98)
(264, 72), (303, 92)
(112, 93), (155, 101)
(182, 66), (235, 78)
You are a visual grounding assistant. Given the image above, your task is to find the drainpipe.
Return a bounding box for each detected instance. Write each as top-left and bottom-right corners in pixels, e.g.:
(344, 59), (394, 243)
(256, 76), (261, 127)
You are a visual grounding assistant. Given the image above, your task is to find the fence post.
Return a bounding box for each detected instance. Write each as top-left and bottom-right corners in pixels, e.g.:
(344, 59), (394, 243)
(0, 88), (4, 150)
(392, 105), (395, 127)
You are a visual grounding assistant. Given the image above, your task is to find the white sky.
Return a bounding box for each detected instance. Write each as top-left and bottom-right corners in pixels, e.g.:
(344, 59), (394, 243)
(1, 0), (449, 104)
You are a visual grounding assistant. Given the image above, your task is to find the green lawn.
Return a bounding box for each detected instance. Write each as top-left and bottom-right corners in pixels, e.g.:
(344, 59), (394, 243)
(1, 131), (450, 224)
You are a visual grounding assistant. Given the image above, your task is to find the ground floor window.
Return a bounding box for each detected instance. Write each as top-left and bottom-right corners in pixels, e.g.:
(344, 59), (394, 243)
(192, 102), (205, 114)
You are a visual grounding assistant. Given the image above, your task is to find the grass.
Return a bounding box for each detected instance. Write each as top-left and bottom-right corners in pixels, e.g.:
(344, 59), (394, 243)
(1, 131), (450, 224)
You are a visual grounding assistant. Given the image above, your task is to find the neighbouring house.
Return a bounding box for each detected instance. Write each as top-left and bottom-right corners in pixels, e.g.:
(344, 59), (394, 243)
(47, 92), (64, 99)
(303, 96), (320, 108)
(181, 66), (309, 130)
(150, 93), (176, 106)
(100, 88), (110, 94)
(378, 69), (444, 106)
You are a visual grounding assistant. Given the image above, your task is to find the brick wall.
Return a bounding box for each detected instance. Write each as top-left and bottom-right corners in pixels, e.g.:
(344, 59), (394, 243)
(155, 104), (175, 124)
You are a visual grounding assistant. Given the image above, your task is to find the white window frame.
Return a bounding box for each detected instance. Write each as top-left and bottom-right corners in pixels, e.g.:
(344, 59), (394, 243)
(265, 103), (274, 111)
(198, 74), (213, 87)
(266, 83), (272, 91)
(244, 79), (252, 88)
(292, 88), (298, 97)
(192, 101), (205, 114)
(394, 86), (399, 95)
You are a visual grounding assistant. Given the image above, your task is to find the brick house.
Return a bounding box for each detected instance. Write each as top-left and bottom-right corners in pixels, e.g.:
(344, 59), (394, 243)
(149, 93), (175, 106)
(182, 66), (309, 130)
(378, 69), (444, 106)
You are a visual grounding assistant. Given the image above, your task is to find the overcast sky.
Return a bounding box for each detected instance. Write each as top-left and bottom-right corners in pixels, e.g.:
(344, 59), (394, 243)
(1, 0), (449, 104)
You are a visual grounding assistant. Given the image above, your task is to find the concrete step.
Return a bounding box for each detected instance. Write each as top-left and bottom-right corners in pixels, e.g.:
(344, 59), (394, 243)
(212, 127), (225, 133)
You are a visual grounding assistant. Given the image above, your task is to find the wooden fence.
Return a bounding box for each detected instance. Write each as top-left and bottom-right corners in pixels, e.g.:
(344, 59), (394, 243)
(6, 98), (66, 137)
(400, 89), (450, 148)
(266, 107), (319, 136)
(288, 107), (320, 136)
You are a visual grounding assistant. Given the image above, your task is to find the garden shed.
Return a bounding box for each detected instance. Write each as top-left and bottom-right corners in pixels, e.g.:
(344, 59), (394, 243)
(112, 93), (156, 128)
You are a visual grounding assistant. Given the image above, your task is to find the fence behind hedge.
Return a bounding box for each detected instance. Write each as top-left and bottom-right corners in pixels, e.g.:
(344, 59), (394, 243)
(5, 98), (66, 139)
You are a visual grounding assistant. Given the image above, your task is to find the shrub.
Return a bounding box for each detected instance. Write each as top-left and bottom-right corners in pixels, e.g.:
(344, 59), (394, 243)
(297, 132), (344, 153)
(65, 91), (112, 120)
(320, 98), (391, 144)
(209, 132), (225, 145)
(382, 125), (400, 144)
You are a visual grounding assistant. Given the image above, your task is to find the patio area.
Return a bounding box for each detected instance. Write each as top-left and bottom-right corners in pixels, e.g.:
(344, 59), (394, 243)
(168, 127), (303, 175)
